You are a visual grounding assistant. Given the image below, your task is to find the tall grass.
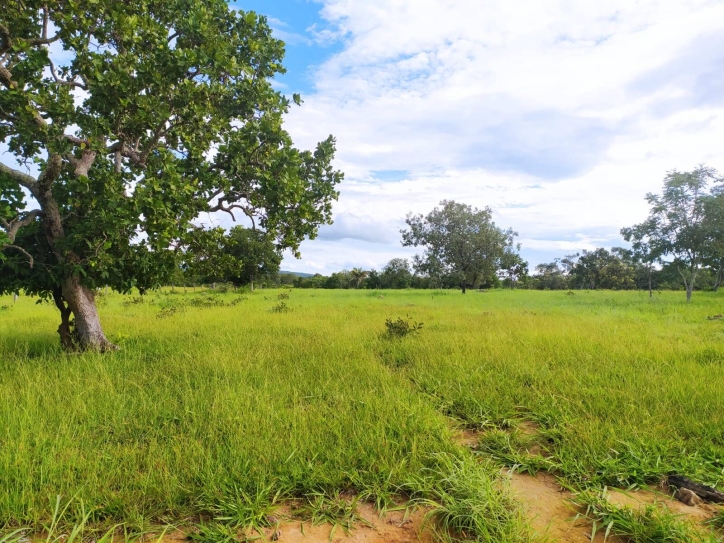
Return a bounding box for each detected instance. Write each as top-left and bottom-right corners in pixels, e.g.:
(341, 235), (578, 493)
(1, 288), (723, 540)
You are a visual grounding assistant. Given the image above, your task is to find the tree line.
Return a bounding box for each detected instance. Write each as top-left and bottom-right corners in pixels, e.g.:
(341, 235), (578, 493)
(295, 168), (724, 299)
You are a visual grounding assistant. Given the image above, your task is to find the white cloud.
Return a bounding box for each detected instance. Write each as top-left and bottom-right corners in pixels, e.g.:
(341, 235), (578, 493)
(280, 0), (724, 273)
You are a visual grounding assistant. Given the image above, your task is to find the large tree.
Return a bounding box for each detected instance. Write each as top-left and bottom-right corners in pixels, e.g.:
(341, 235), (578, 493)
(401, 200), (516, 293)
(0, 1), (342, 350)
(624, 166), (722, 302)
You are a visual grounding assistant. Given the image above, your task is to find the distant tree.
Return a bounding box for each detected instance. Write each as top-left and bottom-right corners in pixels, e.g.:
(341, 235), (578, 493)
(278, 273), (296, 286)
(532, 261), (569, 290)
(620, 222), (658, 297)
(625, 166), (723, 302)
(571, 248), (635, 290)
(226, 227), (282, 291)
(380, 258), (413, 289)
(184, 228), (244, 286)
(402, 200), (516, 293)
(361, 269), (381, 289)
(350, 268), (369, 289)
(498, 248), (529, 289)
(325, 270), (353, 289)
(294, 273), (327, 289)
(185, 226), (282, 290)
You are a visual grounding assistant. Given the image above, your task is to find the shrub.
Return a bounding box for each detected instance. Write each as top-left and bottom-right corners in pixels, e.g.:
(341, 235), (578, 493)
(270, 302), (291, 313)
(121, 296), (145, 307)
(384, 316), (423, 338)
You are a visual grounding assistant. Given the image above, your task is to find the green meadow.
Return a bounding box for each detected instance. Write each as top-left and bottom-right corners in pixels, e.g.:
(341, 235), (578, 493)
(1, 288), (723, 541)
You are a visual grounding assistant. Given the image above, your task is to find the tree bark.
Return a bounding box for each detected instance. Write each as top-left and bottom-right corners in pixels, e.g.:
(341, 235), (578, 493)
(52, 286), (75, 350)
(714, 263), (724, 293)
(648, 264), (652, 298)
(461, 284), (466, 294)
(61, 275), (117, 352)
(677, 267), (696, 303)
(250, 279), (254, 292)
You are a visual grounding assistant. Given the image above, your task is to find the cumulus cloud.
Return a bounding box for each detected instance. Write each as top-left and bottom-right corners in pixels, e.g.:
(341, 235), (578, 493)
(277, 0), (724, 273)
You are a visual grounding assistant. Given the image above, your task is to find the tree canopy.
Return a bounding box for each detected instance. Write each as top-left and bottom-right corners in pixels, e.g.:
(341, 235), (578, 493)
(622, 166), (723, 302)
(0, 1), (342, 350)
(401, 200), (516, 293)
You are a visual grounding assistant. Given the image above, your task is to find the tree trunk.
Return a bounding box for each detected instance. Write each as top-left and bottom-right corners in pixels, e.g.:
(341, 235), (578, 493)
(34, 162), (117, 352)
(61, 275), (117, 352)
(648, 265), (652, 298)
(461, 284), (467, 294)
(677, 266), (697, 303)
(715, 264), (724, 293)
(52, 287), (75, 350)
(250, 279), (254, 292)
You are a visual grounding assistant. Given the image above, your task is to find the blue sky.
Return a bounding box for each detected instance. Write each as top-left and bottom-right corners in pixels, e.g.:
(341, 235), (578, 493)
(227, 2), (724, 274)
(231, 1), (341, 96)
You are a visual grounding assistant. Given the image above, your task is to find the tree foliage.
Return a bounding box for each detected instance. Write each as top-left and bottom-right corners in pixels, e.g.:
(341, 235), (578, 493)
(401, 200), (516, 293)
(0, 1), (342, 349)
(185, 226), (282, 289)
(570, 248), (636, 290)
(622, 166), (723, 301)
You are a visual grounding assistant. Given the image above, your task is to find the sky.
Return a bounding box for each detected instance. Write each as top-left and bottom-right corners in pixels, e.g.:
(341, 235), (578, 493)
(225, 0), (724, 275)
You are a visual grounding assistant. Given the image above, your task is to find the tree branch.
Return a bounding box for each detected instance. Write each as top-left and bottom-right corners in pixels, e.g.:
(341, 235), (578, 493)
(48, 57), (87, 90)
(0, 162), (39, 192)
(208, 201), (247, 221)
(0, 209), (43, 243)
(1, 244), (35, 268)
(107, 141), (144, 168)
(38, 154), (63, 189)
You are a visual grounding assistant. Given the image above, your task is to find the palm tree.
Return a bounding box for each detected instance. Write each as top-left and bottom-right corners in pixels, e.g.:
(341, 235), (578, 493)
(350, 268), (369, 289)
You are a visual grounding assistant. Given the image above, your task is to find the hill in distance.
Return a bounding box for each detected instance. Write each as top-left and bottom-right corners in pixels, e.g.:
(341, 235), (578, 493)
(279, 270), (315, 278)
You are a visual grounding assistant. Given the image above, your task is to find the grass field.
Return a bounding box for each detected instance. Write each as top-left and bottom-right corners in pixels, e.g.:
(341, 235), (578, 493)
(1, 288), (723, 542)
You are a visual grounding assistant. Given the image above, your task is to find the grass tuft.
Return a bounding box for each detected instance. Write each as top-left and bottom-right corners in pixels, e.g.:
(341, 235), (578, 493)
(574, 488), (719, 543)
(412, 454), (531, 543)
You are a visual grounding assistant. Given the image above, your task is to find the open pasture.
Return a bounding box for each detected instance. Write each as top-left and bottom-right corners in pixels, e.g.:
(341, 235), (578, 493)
(1, 289), (723, 542)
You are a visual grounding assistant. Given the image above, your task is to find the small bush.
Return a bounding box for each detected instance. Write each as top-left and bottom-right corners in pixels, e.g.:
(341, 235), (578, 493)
(188, 295), (225, 308)
(277, 292), (290, 300)
(157, 305), (185, 319)
(270, 301), (290, 313)
(122, 296), (145, 307)
(566, 291), (575, 296)
(384, 316), (423, 338)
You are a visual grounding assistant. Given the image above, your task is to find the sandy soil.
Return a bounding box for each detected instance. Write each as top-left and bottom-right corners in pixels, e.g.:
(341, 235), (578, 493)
(156, 503), (433, 543)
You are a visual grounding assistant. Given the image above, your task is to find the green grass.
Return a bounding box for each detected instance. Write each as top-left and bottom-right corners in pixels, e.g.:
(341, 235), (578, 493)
(574, 488), (719, 543)
(1, 288), (724, 541)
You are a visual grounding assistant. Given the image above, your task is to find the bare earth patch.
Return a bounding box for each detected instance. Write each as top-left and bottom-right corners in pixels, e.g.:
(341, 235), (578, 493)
(154, 504), (432, 543)
(454, 423), (723, 542)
